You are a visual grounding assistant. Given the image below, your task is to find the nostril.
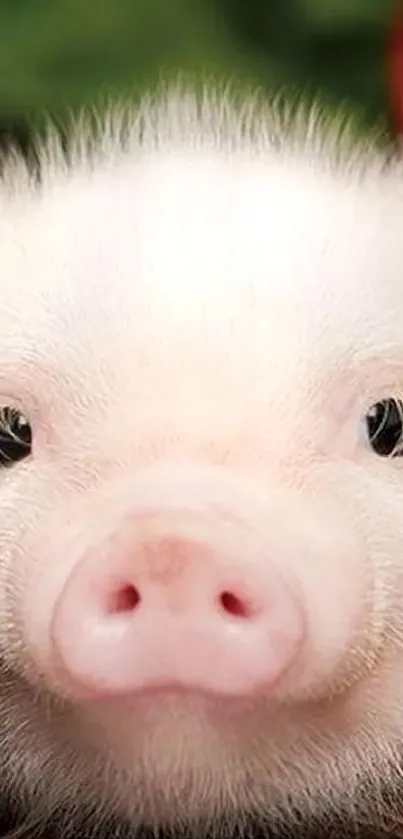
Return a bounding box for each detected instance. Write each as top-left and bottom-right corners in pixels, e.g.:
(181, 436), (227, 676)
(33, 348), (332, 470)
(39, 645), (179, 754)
(218, 590), (255, 619)
(108, 584), (141, 614)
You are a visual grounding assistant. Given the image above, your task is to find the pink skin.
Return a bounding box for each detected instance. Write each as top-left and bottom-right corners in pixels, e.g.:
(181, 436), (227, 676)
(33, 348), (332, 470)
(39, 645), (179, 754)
(25, 462), (367, 710)
(1, 88), (403, 835)
(51, 505), (305, 699)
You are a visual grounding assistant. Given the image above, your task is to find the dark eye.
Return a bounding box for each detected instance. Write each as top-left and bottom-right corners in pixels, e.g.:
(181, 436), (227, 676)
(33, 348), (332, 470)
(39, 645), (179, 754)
(0, 407), (32, 467)
(365, 398), (403, 457)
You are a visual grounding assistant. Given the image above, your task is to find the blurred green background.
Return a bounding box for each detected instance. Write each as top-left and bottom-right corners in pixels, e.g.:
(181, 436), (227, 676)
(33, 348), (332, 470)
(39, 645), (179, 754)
(0, 0), (396, 149)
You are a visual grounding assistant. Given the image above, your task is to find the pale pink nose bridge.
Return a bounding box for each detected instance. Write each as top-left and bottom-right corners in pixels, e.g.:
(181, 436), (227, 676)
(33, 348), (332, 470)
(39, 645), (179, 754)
(52, 515), (305, 699)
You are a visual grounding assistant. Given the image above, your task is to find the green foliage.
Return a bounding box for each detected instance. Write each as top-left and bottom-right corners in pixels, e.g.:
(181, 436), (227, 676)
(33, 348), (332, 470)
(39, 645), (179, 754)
(0, 0), (395, 133)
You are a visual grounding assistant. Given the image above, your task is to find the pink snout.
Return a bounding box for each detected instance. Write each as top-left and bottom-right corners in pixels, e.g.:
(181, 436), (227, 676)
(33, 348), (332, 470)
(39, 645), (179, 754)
(51, 512), (305, 698)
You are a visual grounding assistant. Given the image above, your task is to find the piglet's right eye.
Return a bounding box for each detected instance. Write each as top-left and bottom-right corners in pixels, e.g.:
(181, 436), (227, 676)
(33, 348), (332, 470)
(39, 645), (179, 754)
(365, 398), (403, 458)
(0, 407), (32, 467)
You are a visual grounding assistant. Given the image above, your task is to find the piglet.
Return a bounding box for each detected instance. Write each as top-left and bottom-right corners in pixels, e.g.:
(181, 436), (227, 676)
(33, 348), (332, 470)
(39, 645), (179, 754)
(0, 86), (402, 839)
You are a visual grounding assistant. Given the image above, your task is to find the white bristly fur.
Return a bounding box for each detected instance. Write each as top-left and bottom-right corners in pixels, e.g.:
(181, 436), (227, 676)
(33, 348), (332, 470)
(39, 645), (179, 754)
(0, 82), (403, 837)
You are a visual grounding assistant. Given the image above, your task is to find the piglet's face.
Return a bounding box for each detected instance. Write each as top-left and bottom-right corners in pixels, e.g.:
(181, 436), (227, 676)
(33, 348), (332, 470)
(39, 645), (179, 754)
(0, 95), (402, 832)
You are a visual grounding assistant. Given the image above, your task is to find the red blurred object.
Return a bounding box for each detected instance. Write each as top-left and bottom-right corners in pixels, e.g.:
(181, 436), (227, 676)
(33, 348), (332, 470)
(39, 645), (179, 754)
(387, 2), (403, 135)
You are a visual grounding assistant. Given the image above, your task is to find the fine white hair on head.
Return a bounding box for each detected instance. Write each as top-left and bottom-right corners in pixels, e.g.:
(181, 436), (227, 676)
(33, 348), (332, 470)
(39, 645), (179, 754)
(0, 78), (393, 197)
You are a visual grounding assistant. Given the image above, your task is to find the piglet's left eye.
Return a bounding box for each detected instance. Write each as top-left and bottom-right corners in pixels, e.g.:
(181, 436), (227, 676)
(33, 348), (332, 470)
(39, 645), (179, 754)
(365, 398), (403, 458)
(0, 407), (32, 468)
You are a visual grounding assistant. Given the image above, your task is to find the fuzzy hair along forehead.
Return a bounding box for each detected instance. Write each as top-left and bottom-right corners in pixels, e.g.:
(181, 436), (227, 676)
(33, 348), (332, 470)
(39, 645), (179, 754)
(0, 82), (398, 319)
(0, 81), (394, 190)
(0, 81), (400, 402)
